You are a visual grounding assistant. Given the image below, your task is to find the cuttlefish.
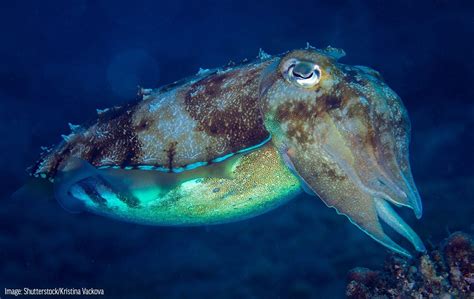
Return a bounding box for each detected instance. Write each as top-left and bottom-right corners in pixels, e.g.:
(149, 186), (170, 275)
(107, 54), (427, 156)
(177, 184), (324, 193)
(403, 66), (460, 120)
(26, 46), (425, 257)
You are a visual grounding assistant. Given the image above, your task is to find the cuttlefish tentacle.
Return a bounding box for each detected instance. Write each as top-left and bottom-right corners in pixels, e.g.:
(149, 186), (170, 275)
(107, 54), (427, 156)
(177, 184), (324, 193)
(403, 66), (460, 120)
(321, 138), (424, 257)
(374, 198), (426, 252)
(364, 81), (423, 218)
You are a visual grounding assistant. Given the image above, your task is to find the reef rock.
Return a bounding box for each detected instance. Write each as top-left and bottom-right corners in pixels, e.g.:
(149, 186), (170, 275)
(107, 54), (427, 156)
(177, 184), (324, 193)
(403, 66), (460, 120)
(346, 232), (473, 298)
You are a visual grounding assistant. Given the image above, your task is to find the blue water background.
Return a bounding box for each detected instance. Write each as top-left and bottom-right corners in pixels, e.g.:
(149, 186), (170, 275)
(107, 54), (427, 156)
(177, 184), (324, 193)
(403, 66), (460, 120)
(0, 1), (473, 298)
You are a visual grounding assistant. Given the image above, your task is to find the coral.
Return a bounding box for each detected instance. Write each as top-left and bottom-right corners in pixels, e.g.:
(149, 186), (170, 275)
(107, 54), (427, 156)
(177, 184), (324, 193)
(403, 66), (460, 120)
(346, 232), (474, 299)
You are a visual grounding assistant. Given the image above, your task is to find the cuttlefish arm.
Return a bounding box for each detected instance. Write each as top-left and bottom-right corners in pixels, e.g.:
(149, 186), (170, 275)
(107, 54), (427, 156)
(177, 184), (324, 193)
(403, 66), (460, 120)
(261, 48), (425, 257)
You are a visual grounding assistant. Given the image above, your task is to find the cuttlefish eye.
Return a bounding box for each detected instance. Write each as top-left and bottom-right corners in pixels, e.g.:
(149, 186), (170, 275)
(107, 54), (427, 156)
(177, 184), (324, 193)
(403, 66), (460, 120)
(286, 60), (321, 87)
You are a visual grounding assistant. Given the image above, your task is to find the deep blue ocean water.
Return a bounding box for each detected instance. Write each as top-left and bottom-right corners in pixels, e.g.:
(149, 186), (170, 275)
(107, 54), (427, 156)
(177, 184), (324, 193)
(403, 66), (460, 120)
(0, 1), (473, 298)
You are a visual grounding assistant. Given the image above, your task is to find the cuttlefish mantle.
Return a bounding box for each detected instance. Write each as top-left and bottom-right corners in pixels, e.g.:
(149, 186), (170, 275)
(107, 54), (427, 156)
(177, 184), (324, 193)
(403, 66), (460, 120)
(26, 46), (425, 257)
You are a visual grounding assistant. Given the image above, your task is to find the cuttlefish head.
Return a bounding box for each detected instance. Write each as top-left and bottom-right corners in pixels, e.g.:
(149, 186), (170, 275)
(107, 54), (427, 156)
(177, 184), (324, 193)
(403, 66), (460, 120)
(259, 47), (425, 257)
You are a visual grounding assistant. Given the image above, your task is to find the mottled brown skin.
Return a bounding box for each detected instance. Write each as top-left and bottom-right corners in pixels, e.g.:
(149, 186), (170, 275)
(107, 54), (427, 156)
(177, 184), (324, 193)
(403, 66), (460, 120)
(32, 59), (276, 178)
(183, 65), (269, 151)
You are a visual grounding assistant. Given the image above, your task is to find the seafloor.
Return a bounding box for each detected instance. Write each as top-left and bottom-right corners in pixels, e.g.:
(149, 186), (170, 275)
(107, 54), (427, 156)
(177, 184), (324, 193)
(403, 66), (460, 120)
(0, 1), (473, 298)
(347, 232), (473, 298)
